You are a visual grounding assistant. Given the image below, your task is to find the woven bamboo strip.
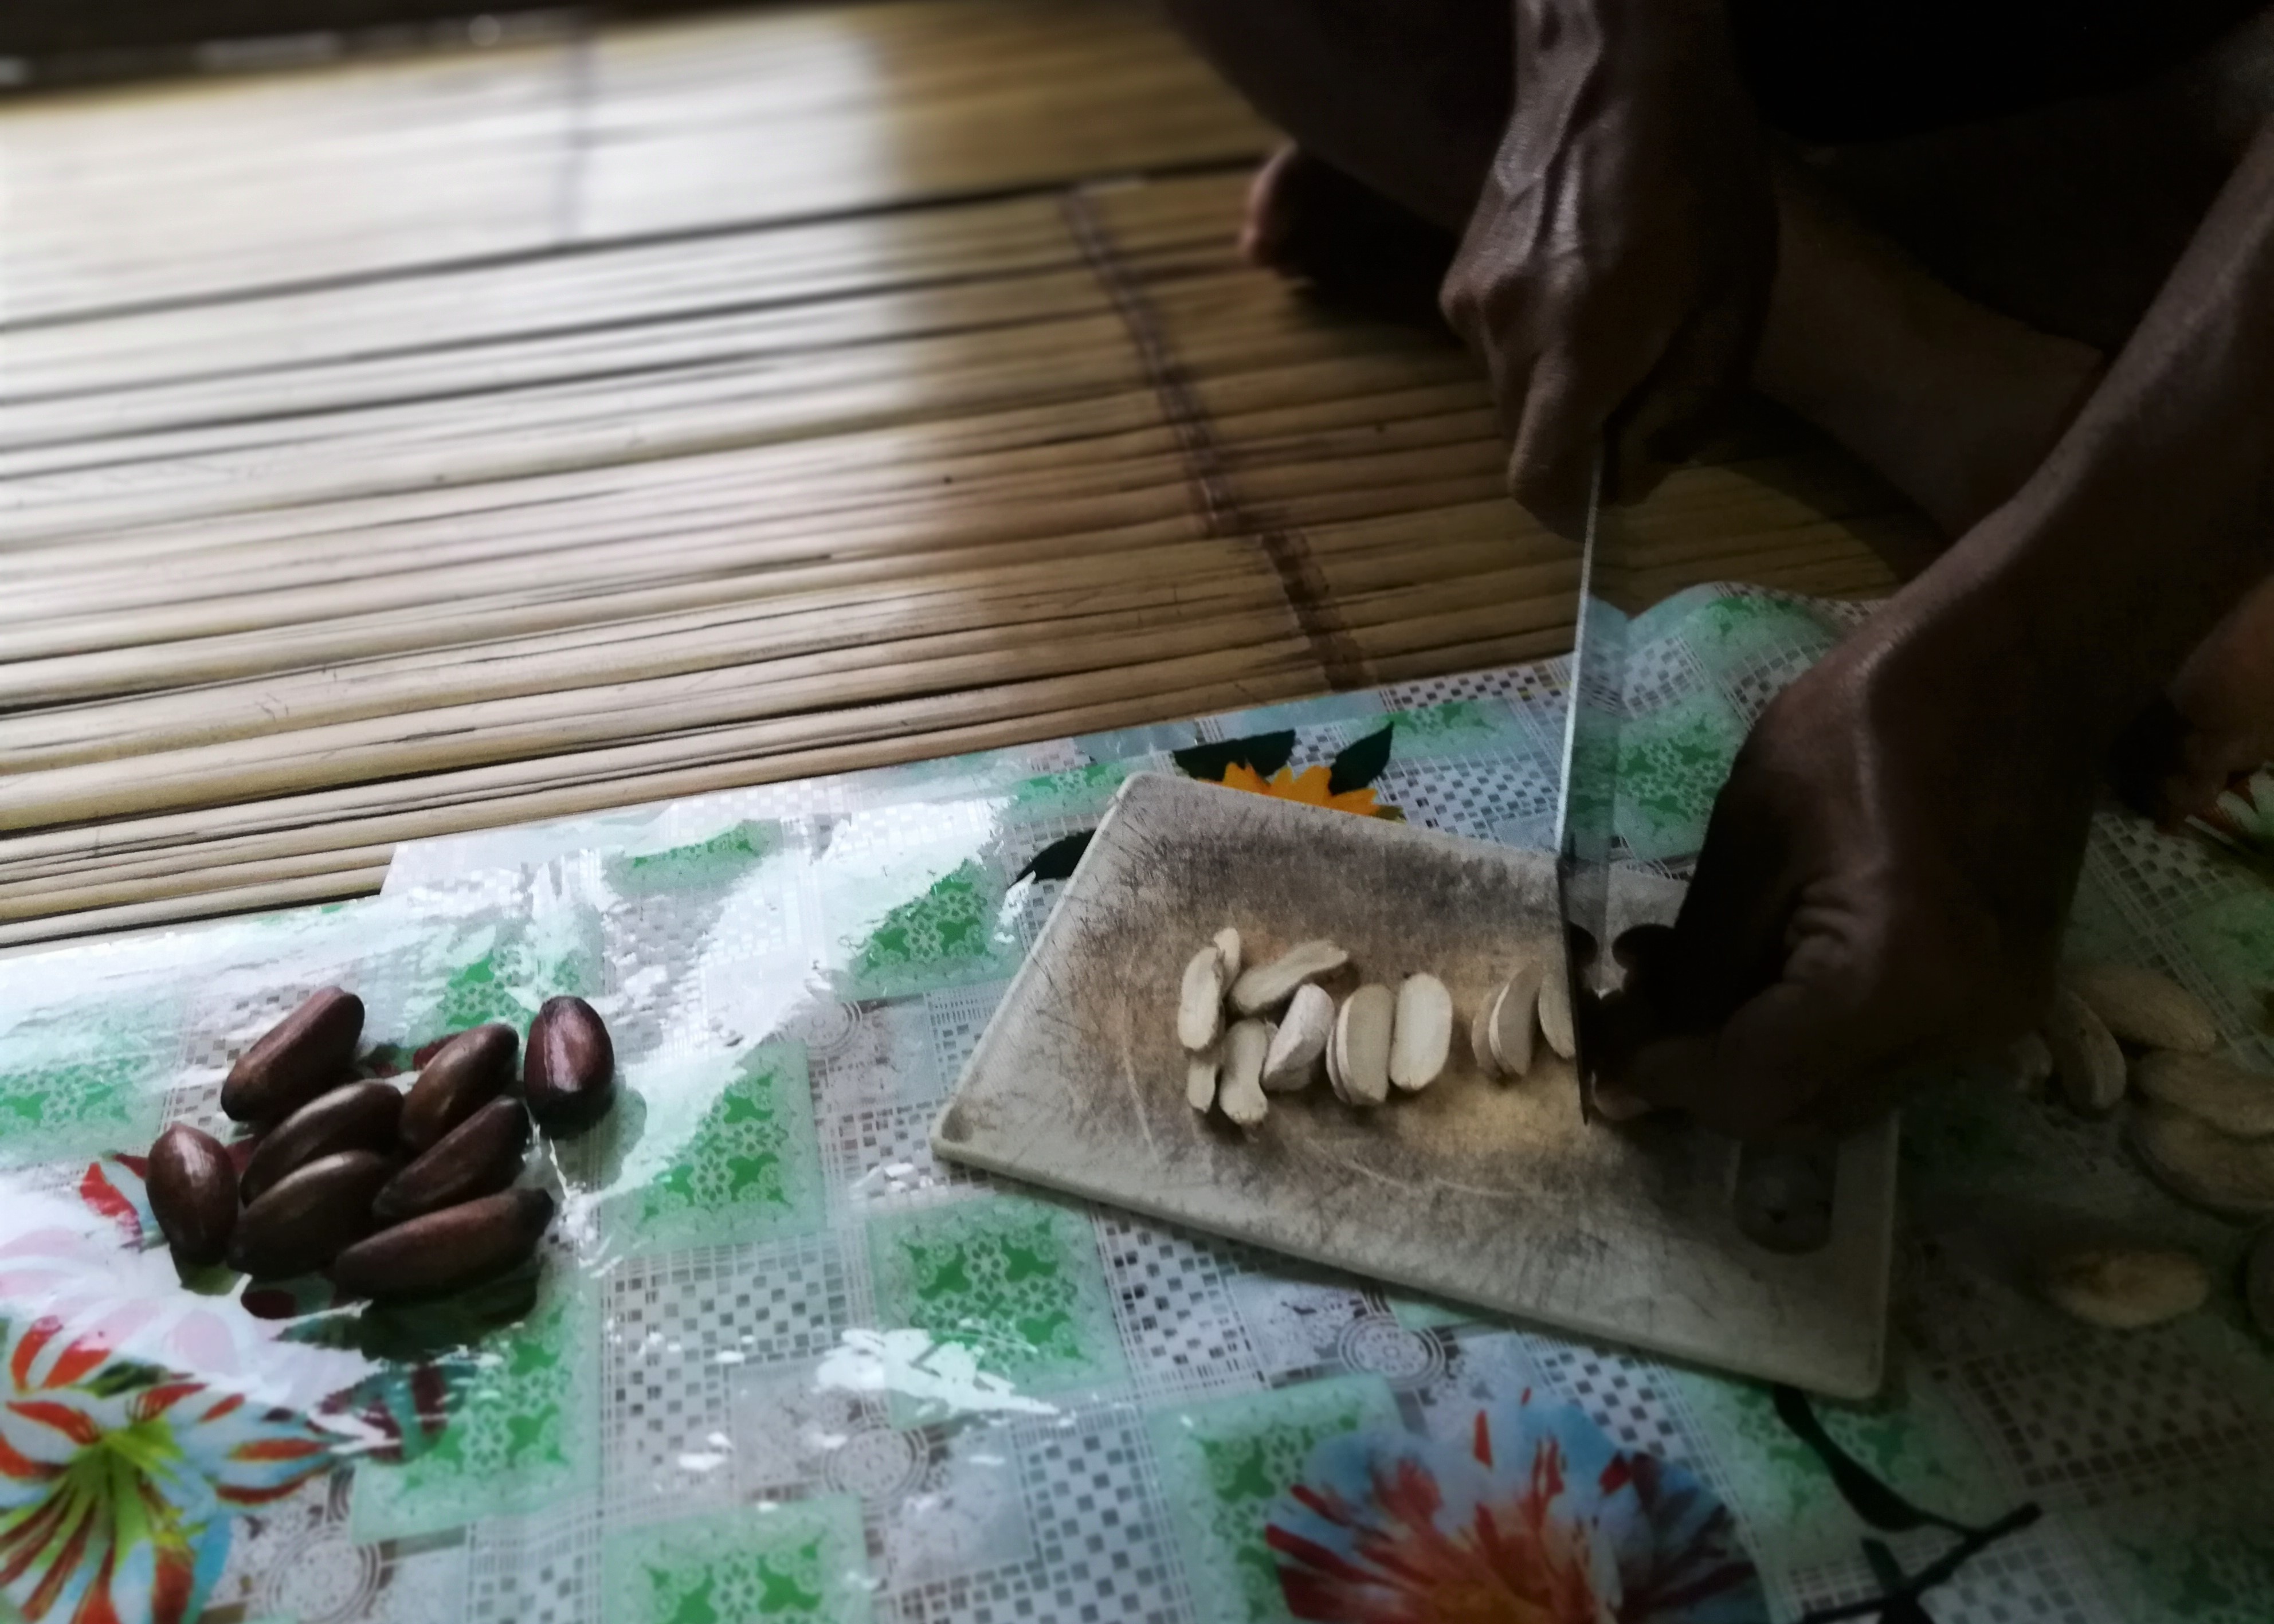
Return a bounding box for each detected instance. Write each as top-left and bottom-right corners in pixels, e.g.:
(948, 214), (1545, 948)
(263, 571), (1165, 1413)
(0, 871), (402, 952)
(0, 7), (1932, 948)
(0, 1), (1271, 324)
(9, 545), (1576, 819)
(0, 658), (1337, 928)
(0, 531), (1552, 881)
(0, 552), (1295, 766)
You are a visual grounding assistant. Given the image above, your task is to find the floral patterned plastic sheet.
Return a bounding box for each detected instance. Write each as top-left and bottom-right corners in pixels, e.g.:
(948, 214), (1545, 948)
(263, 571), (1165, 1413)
(3, 585), (2272, 1624)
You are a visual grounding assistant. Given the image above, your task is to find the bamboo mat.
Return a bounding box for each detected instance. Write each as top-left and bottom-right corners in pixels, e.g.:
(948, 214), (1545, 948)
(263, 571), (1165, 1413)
(0, 0), (1917, 946)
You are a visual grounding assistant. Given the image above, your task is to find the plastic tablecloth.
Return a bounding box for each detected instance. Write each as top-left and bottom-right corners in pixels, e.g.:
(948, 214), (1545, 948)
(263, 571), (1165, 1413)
(3, 586), (2271, 1624)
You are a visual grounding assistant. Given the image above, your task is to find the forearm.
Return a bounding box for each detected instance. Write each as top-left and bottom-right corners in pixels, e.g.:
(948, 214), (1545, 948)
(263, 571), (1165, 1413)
(1924, 119), (2274, 746)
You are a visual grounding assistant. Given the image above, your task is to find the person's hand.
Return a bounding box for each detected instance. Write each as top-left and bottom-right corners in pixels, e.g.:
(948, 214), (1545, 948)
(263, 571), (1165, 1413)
(1605, 583), (2103, 1140)
(1440, 0), (1776, 533)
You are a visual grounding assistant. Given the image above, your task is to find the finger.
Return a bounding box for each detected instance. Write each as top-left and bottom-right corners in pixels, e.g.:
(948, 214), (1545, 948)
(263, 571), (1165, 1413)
(1506, 355), (1628, 538)
(1648, 782), (1803, 1033)
(1620, 975), (1877, 1142)
(1608, 285), (1767, 502)
(1793, 1068), (1908, 1139)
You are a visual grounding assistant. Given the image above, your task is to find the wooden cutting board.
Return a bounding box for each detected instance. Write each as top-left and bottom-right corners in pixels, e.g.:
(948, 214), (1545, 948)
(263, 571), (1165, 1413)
(932, 772), (1895, 1397)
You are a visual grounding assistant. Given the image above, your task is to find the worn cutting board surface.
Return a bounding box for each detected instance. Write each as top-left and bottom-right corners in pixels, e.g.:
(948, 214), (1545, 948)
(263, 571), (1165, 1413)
(934, 772), (1896, 1397)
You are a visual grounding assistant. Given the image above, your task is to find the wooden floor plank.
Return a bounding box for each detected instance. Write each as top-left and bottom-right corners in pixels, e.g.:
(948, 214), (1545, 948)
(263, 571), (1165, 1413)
(0, 1), (1924, 944)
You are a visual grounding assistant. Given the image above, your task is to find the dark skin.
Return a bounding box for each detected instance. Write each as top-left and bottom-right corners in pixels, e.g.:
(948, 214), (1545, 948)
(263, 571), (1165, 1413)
(1440, 0), (1776, 531)
(1166, 0), (2274, 1140)
(1627, 124), (2274, 1135)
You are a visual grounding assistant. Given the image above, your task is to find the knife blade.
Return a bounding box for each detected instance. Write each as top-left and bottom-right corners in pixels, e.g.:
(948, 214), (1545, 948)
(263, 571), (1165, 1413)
(1553, 446), (1630, 1116)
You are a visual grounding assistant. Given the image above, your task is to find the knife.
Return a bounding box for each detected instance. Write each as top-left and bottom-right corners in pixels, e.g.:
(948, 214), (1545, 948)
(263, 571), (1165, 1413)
(1551, 443), (1844, 1249)
(1552, 446), (1628, 1119)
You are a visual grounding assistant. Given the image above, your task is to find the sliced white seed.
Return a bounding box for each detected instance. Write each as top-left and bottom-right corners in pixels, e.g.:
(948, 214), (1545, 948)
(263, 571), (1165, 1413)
(1186, 1052), (1220, 1113)
(1488, 963), (1544, 1079)
(2047, 987), (2126, 1116)
(1537, 956), (1577, 1061)
(1263, 985), (1334, 1092)
(2007, 1031), (2055, 1095)
(1230, 939), (1350, 1017)
(1325, 1005), (1351, 1099)
(1178, 944), (1226, 1053)
(1389, 974), (1454, 1092)
(2129, 1104), (2274, 1217)
(2245, 1228), (2274, 1341)
(1335, 986), (1395, 1107)
(1212, 927), (1244, 984)
(1469, 988), (1505, 1080)
(2133, 1050), (2274, 1138)
(2067, 963), (2219, 1054)
(1218, 1019), (1273, 1127)
(2040, 1245), (2209, 1329)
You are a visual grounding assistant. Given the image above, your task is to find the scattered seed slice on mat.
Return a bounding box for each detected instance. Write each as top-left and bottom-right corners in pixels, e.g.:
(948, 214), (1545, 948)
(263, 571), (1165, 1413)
(2041, 1245), (2209, 1329)
(2007, 1031), (2055, 1095)
(2133, 1050), (2274, 1138)
(2048, 987), (2126, 1116)
(2067, 962), (2218, 1053)
(2130, 1104), (2274, 1217)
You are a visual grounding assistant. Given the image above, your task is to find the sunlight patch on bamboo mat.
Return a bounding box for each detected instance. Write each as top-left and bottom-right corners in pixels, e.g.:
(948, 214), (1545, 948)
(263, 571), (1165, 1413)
(0, 0), (1914, 945)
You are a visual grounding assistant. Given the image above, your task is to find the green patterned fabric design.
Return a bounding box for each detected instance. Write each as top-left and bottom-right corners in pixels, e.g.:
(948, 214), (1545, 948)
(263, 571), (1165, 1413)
(2, 585), (2270, 1624)
(610, 1043), (825, 1252)
(603, 1499), (872, 1624)
(350, 1279), (598, 1541)
(1148, 1376), (1401, 1624)
(866, 1194), (1126, 1418)
(0, 1005), (170, 1169)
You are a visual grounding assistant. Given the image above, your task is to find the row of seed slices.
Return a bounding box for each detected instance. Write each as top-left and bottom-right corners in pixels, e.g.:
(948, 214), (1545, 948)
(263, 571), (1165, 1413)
(1175, 930), (1574, 1127)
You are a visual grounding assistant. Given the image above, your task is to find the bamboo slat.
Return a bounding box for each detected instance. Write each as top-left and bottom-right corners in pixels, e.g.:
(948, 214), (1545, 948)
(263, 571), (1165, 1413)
(0, 0), (1926, 947)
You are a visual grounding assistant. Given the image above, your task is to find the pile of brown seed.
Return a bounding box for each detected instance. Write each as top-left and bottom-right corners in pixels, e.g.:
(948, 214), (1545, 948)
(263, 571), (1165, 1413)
(146, 988), (616, 1309)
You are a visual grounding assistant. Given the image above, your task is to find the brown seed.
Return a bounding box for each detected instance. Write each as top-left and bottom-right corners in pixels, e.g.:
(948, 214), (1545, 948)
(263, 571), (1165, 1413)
(330, 1188), (555, 1301)
(221, 987), (364, 1124)
(147, 1124), (238, 1268)
(375, 1099), (531, 1223)
(524, 997), (615, 1137)
(240, 1080), (403, 1203)
(228, 1150), (394, 1279)
(399, 1023), (518, 1152)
